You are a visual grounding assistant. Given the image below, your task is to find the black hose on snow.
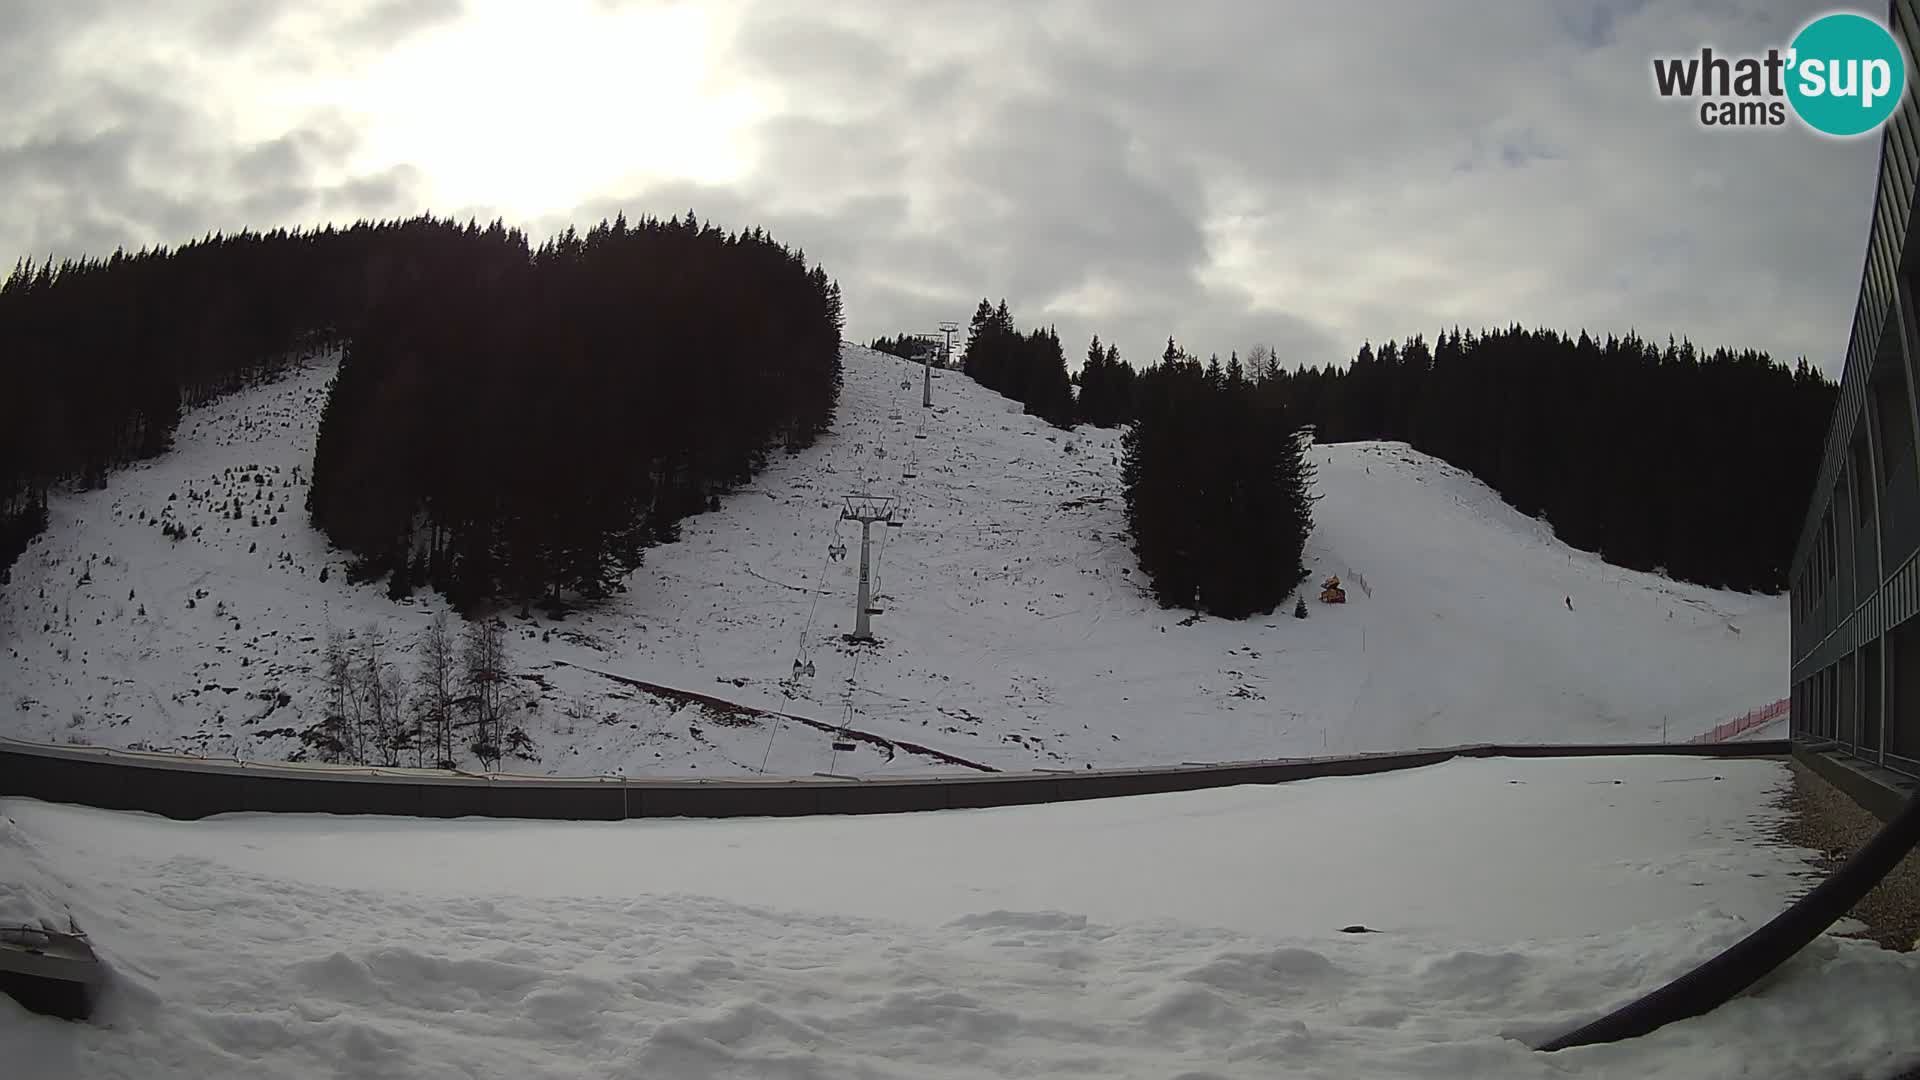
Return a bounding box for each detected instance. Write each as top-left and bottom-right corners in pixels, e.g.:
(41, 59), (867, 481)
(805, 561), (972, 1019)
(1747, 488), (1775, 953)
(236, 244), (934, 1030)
(1538, 789), (1920, 1052)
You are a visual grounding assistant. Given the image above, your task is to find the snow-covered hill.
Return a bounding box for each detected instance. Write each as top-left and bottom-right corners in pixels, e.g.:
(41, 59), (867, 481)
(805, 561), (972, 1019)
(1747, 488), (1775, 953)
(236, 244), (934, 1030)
(0, 345), (1786, 776)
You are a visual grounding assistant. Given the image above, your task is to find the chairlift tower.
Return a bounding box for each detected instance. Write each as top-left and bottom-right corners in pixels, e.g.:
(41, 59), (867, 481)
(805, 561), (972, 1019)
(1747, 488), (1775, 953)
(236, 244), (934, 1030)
(932, 321), (960, 407)
(841, 493), (894, 641)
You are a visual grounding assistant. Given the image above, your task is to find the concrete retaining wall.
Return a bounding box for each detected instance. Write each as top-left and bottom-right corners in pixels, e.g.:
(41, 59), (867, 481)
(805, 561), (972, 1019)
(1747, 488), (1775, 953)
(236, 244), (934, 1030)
(1794, 743), (1920, 824)
(0, 736), (1790, 822)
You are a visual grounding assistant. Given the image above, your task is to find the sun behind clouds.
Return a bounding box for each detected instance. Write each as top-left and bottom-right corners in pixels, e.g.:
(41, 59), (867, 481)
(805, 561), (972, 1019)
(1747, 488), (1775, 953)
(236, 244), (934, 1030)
(327, 0), (767, 218)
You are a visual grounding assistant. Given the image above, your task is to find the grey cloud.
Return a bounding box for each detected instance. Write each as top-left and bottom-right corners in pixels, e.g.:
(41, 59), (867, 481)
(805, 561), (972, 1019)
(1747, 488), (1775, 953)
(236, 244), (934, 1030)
(751, 114), (914, 196)
(235, 185), (320, 227)
(706, 7), (1243, 366)
(229, 147), (421, 227)
(227, 117), (360, 189)
(0, 73), (422, 262)
(0, 1), (445, 265)
(932, 94), (1209, 310)
(0, 0), (1882, 380)
(189, 0), (294, 49)
(0, 0), (110, 107)
(324, 165), (428, 217)
(687, 3), (1389, 368)
(693, 0), (1875, 373)
(0, 128), (140, 193)
(339, 0), (465, 47)
(1551, 0), (1655, 49)
(735, 16), (905, 90)
(0, 0), (110, 51)
(230, 135), (312, 189)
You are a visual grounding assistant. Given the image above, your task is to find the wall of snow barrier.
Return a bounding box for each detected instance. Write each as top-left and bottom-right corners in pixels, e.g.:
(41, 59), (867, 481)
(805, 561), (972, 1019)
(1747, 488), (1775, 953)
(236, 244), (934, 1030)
(0, 736), (1790, 821)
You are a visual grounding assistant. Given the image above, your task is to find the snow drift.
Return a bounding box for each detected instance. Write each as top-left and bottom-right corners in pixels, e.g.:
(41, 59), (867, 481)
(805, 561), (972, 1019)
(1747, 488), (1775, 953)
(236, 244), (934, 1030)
(3, 756), (1914, 1079)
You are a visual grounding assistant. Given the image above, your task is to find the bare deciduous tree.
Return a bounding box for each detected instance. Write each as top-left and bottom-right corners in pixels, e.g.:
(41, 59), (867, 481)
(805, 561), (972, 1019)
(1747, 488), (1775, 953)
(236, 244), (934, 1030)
(319, 626), (354, 763)
(461, 617), (509, 769)
(415, 612), (458, 768)
(359, 624), (401, 767)
(1246, 343), (1280, 383)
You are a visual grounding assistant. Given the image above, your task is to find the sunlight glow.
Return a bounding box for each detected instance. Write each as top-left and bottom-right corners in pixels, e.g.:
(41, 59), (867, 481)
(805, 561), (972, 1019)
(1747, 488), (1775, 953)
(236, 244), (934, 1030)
(328, 0), (766, 219)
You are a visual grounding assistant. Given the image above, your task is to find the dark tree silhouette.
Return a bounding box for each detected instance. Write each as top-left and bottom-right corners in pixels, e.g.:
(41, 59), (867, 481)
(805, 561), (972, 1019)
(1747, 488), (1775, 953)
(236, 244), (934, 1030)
(1074, 335), (1138, 427)
(868, 333), (948, 366)
(305, 212), (844, 609)
(1122, 340), (1315, 618)
(960, 299), (1075, 428)
(0, 212), (845, 611)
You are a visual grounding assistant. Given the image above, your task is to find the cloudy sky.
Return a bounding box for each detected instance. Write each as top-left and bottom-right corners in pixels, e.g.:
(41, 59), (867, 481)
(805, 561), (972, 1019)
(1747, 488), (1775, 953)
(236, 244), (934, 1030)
(0, 0), (1886, 374)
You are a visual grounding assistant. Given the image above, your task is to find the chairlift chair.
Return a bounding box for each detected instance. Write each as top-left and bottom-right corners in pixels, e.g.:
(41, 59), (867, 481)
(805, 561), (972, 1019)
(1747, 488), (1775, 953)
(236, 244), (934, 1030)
(832, 740), (857, 752)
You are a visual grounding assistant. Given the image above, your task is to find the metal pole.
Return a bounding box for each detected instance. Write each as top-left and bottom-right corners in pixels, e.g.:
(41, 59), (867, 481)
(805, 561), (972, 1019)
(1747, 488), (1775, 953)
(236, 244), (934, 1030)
(854, 517), (875, 641)
(933, 320), (959, 407)
(842, 494), (892, 642)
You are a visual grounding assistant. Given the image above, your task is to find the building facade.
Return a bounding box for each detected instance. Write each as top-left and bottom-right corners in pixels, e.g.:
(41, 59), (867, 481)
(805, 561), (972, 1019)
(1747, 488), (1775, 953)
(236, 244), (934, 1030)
(1789, 0), (1920, 780)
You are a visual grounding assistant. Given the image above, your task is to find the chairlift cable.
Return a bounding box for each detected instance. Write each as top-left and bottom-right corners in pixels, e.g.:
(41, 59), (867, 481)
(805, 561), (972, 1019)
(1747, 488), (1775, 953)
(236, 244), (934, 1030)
(763, 480), (845, 776)
(827, 345), (947, 775)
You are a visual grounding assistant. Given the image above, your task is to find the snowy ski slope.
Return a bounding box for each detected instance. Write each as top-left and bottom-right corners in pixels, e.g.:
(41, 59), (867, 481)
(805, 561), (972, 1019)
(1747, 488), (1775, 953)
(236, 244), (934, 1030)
(0, 345), (1787, 776)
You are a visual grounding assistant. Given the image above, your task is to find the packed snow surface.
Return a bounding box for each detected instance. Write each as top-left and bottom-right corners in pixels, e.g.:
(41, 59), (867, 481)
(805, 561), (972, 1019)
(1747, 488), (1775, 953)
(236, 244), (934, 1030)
(5, 755), (1916, 1078)
(0, 346), (1786, 776)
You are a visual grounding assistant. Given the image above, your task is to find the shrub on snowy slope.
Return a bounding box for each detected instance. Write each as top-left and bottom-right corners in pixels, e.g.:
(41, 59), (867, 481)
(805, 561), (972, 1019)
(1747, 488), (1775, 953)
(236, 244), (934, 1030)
(307, 212), (845, 610)
(1123, 341), (1314, 618)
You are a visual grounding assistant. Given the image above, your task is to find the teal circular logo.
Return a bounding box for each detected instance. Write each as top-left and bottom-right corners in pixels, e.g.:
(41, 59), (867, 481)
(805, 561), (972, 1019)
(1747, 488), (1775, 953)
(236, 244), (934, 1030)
(1787, 13), (1907, 136)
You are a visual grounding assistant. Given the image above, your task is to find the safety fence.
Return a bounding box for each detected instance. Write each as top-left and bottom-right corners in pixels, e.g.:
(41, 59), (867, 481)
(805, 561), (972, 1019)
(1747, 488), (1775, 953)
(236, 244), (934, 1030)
(1689, 697), (1791, 744)
(0, 734), (1788, 822)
